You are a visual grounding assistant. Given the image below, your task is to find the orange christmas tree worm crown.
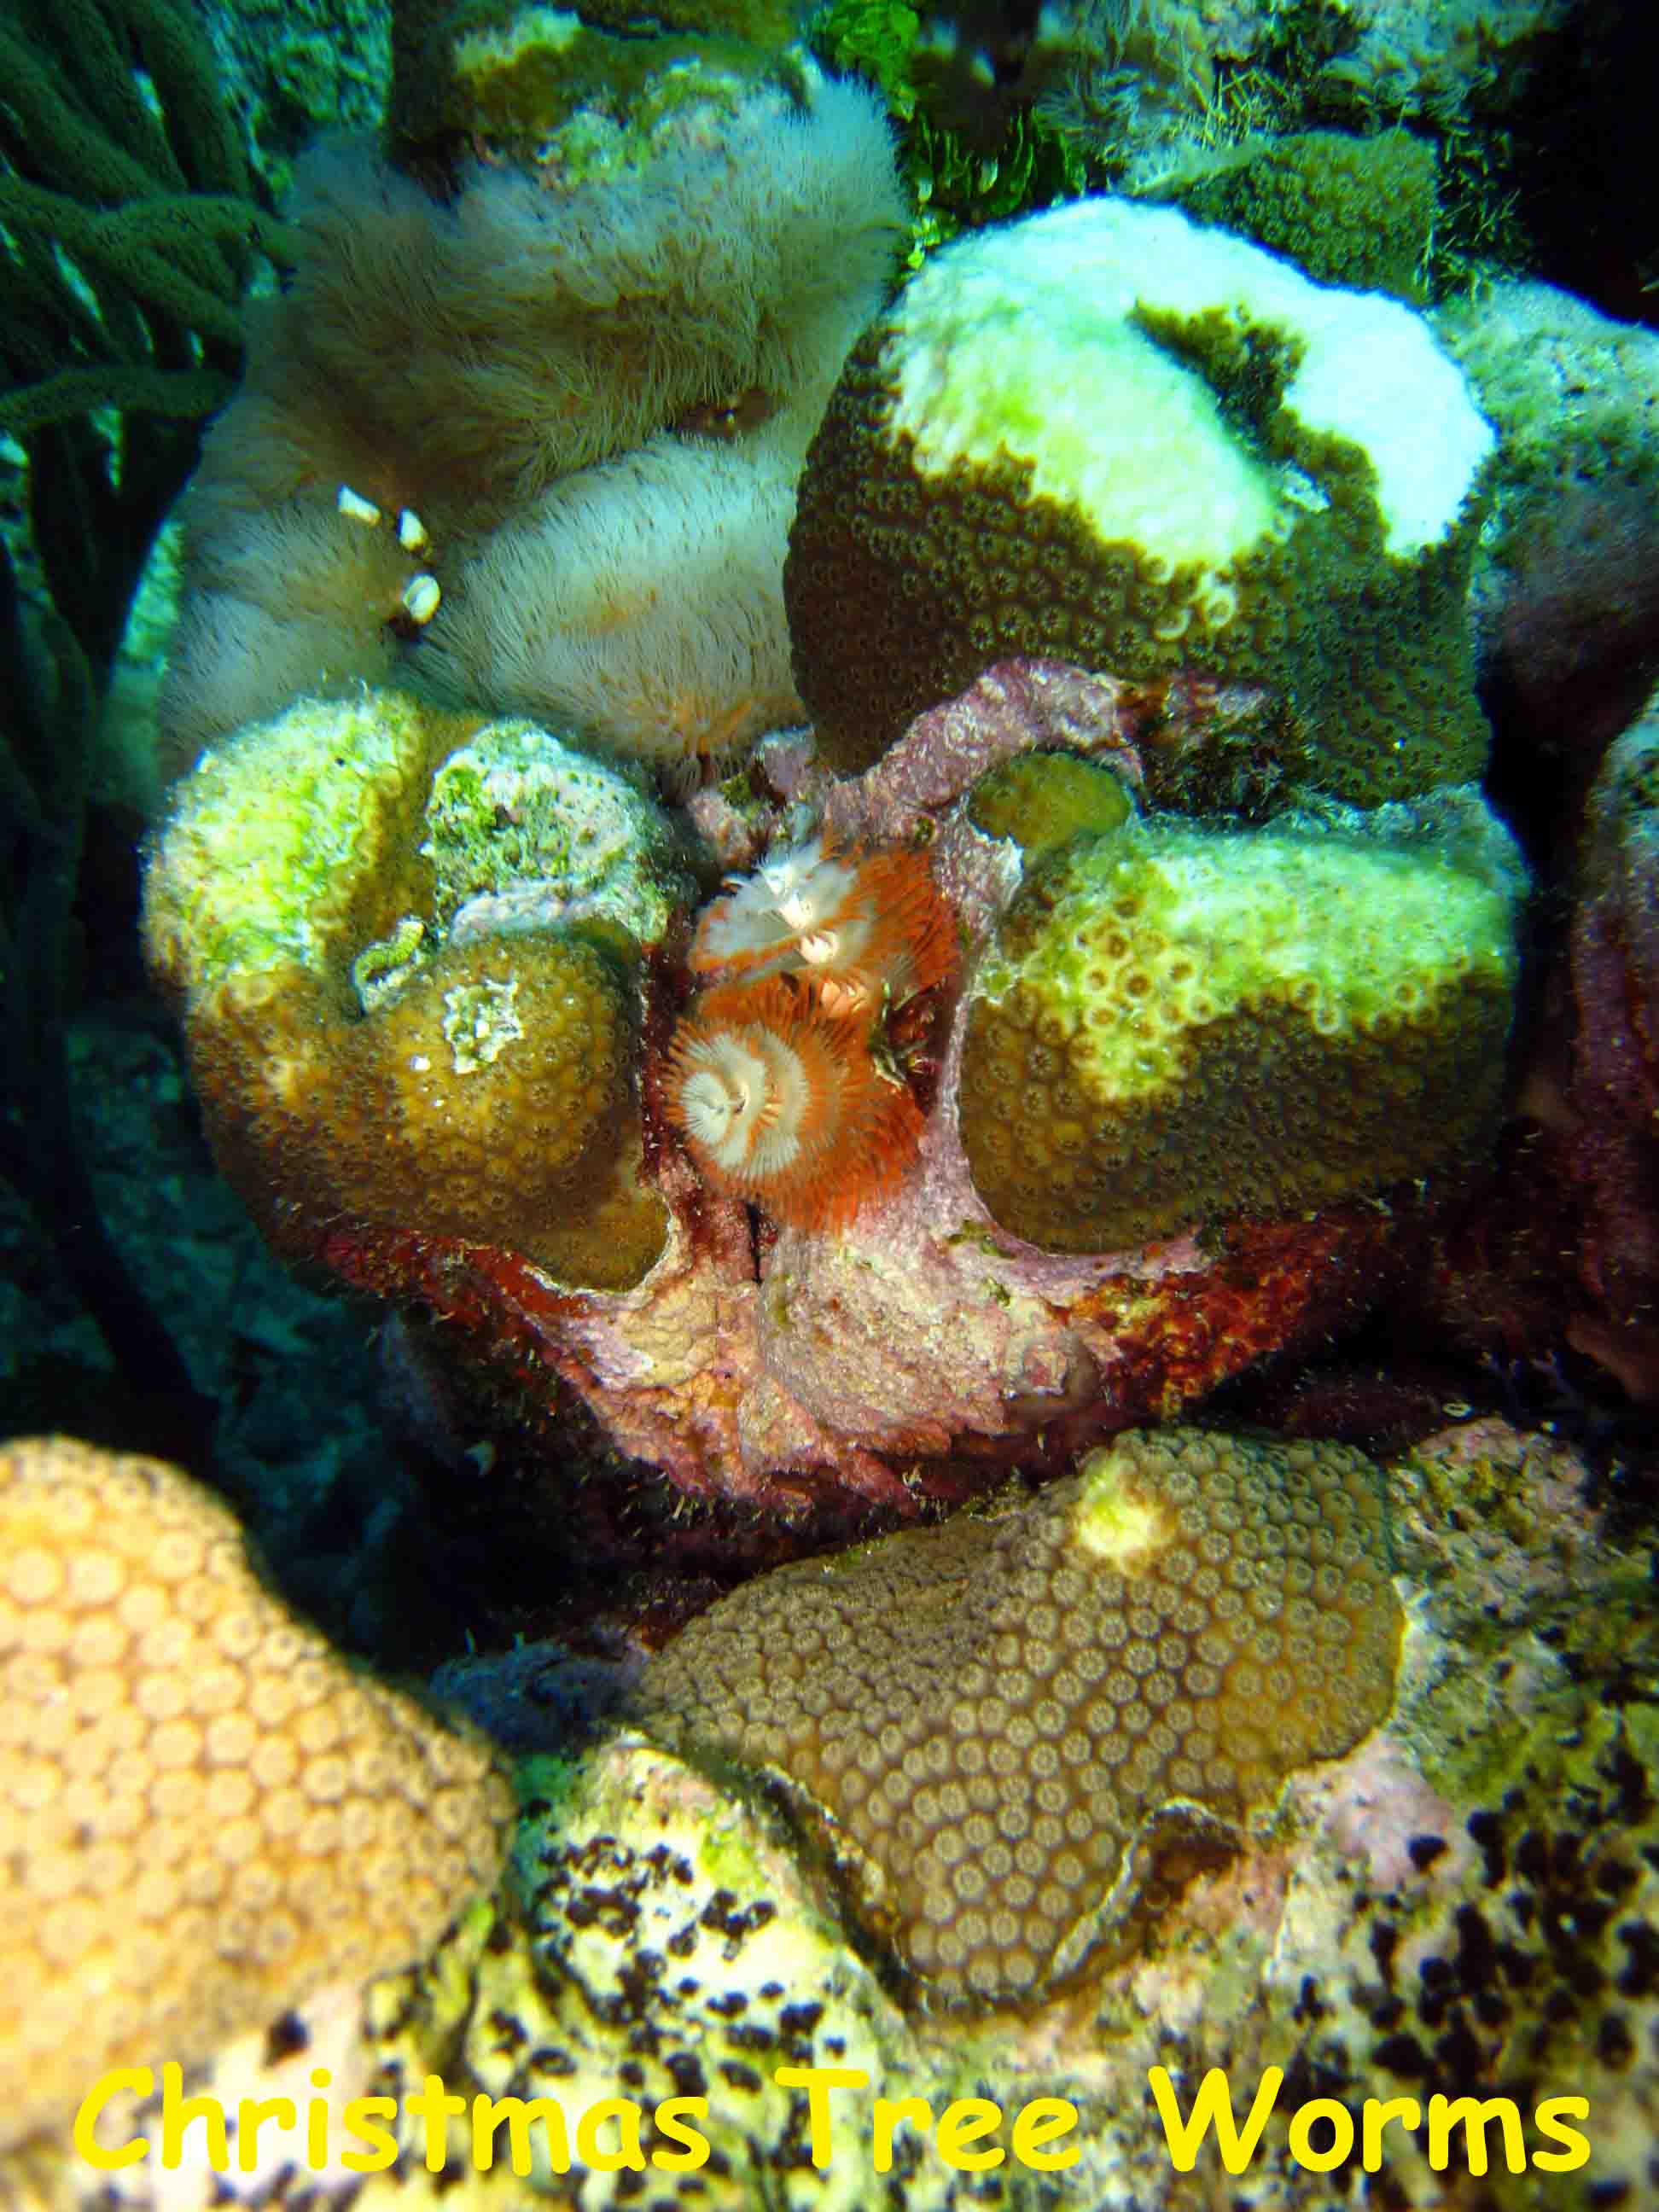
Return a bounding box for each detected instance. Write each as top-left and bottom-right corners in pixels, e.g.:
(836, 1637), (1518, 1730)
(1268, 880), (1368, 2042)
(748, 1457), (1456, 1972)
(690, 833), (957, 1013)
(665, 981), (924, 1230)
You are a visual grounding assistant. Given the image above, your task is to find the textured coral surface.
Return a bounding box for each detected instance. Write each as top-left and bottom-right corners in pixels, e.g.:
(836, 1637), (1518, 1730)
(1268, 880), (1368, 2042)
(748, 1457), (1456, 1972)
(634, 1429), (1402, 2004)
(786, 200), (1493, 799)
(143, 665), (1523, 1518)
(7, 1421), (1656, 2211)
(0, 1438), (513, 2153)
(960, 804), (1521, 1249)
(144, 694), (668, 1290)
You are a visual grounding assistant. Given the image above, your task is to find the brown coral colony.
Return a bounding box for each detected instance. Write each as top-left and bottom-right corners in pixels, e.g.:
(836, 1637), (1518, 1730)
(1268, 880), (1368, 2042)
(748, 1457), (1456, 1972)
(0, 1440), (513, 2151)
(636, 1429), (1402, 2005)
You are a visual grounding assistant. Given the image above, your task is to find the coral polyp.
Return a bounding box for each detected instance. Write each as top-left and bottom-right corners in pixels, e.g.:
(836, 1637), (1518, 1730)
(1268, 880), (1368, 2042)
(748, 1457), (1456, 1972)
(634, 1427), (1403, 2006)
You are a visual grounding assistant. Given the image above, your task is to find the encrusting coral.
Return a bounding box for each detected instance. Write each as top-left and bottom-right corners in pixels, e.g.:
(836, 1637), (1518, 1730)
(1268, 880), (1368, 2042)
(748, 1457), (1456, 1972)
(634, 1426), (1403, 2005)
(159, 69), (905, 777)
(0, 1436), (514, 2155)
(785, 195), (1496, 800)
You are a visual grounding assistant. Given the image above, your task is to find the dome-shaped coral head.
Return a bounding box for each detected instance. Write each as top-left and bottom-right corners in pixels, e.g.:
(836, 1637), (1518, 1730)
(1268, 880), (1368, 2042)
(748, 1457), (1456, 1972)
(690, 833), (958, 1017)
(666, 981), (925, 1230)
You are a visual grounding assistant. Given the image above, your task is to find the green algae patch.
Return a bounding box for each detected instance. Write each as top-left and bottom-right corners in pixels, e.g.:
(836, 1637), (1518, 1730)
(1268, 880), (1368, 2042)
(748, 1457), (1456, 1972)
(423, 722), (694, 953)
(967, 750), (1134, 855)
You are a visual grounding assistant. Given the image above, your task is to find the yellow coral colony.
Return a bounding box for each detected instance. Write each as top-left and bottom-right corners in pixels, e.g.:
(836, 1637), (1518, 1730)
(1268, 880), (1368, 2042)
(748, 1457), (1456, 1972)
(959, 807), (1523, 1251)
(0, 1438), (514, 2152)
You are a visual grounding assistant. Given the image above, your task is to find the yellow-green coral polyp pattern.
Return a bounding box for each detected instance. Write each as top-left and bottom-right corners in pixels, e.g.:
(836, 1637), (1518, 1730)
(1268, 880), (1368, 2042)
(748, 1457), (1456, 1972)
(960, 819), (1517, 1252)
(142, 690), (667, 1289)
(142, 691), (456, 1000)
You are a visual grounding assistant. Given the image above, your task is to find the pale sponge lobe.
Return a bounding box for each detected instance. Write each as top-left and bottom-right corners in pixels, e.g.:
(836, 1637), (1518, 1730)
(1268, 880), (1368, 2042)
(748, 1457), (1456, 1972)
(634, 1427), (1402, 2006)
(959, 792), (1526, 1252)
(0, 1437), (514, 2153)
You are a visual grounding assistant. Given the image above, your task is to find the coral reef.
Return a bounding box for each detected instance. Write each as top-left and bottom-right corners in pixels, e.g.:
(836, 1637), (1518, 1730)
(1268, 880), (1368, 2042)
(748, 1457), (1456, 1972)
(1435, 279), (1659, 798)
(158, 71), (905, 775)
(18, 10), (1659, 2211)
(1168, 127), (1438, 300)
(6, 1414), (1655, 2209)
(0, 1435), (513, 2154)
(784, 195), (1495, 798)
(959, 795), (1524, 1251)
(634, 1428), (1402, 2005)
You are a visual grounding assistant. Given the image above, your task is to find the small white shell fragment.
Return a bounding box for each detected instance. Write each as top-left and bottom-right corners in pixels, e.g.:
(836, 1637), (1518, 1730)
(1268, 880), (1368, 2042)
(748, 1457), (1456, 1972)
(402, 573), (441, 624)
(336, 484), (381, 526)
(397, 509), (430, 554)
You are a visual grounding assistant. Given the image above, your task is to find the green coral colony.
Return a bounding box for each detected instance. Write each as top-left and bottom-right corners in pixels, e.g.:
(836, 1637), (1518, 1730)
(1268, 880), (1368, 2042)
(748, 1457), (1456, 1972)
(959, 796), (1523, 1253)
